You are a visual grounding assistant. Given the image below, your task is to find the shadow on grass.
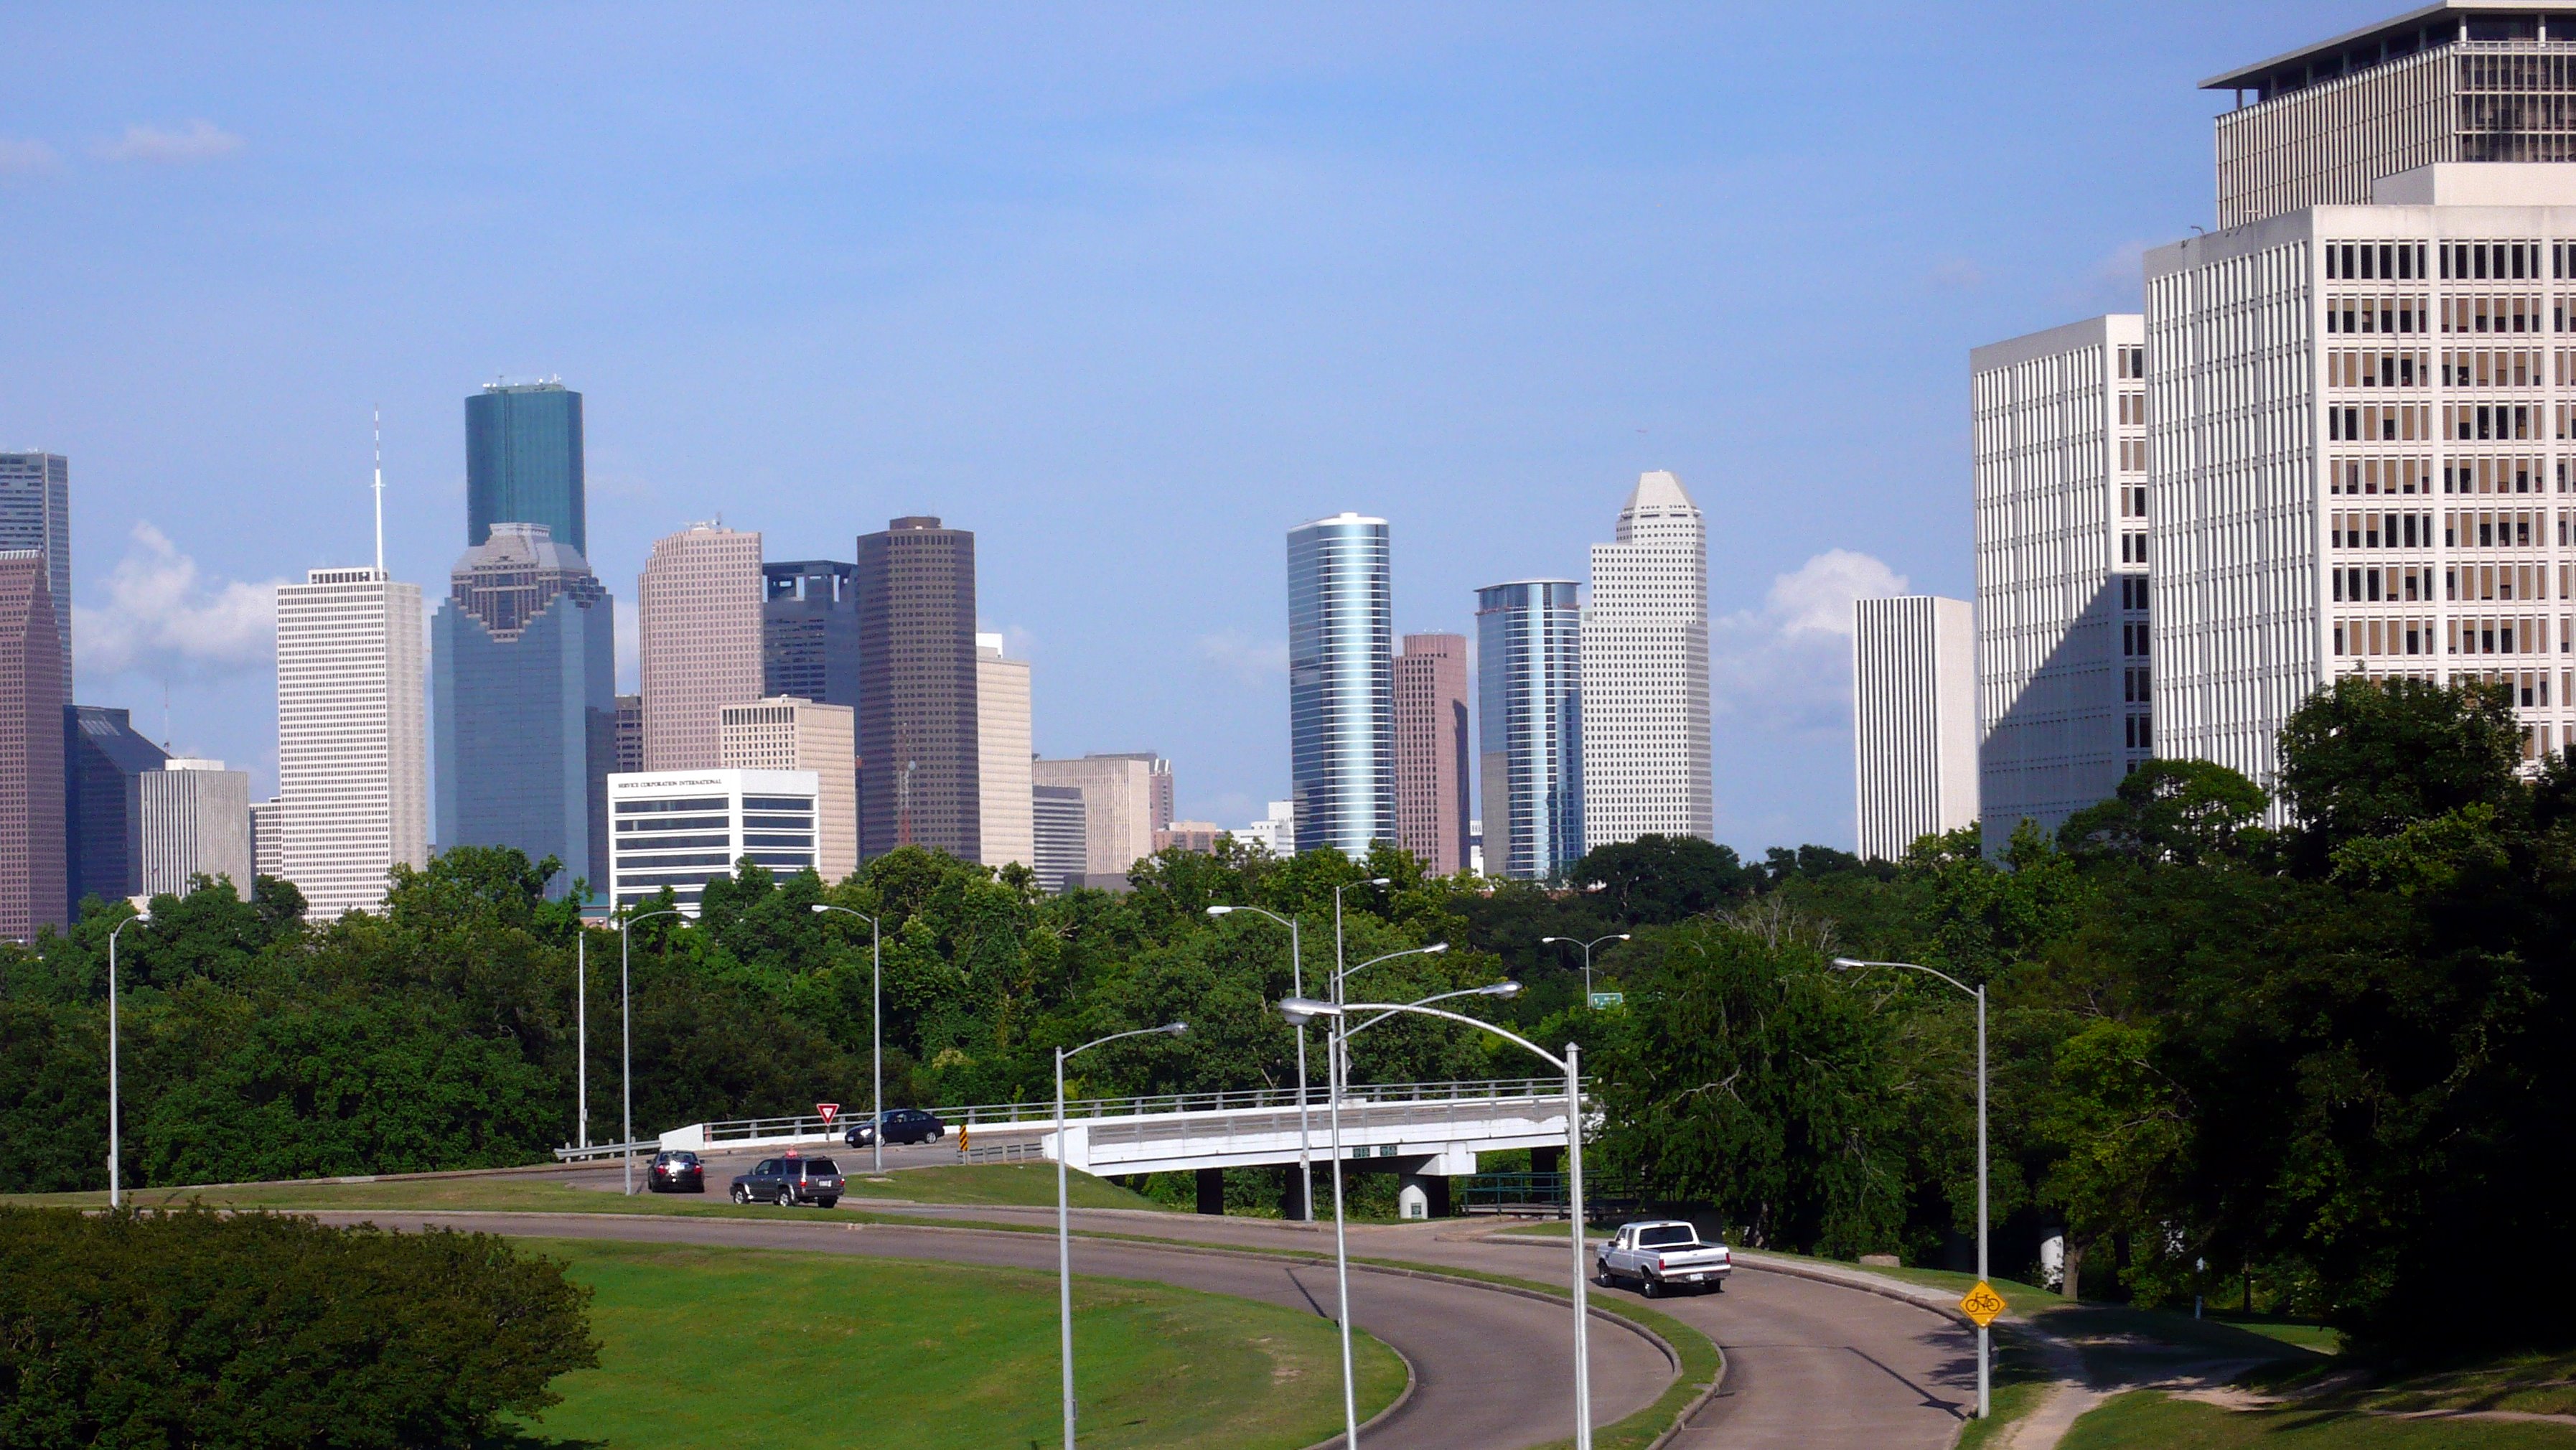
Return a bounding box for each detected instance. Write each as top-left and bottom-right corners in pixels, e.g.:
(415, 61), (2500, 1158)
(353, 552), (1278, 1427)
(474, 1427), (606, 1450)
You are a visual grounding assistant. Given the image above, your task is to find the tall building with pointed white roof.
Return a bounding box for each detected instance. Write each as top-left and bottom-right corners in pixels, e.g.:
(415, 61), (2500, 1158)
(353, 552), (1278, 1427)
(277, 565), (427, 916)
(1580, 471), (1713, 848)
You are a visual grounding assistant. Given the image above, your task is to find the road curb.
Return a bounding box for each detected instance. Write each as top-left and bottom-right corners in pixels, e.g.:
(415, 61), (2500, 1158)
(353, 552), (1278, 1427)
(1728, 1250), (1980, 1332)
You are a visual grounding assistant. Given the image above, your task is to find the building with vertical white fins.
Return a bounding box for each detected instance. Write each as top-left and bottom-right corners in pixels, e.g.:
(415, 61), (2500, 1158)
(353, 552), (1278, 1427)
(975, 633), (1034, 874)
(1853, 597), (1980, 861)
(1287, 513), (1395, 857)
(276, 566), (426, 916)
(638, 523), (764, 772)
(1580, 471), (1711, 850)
(140, 759), (253, 897)
(1972, 317), (2153, 851)
(720, 698), (857, 884)
(250, 798), (284, 883)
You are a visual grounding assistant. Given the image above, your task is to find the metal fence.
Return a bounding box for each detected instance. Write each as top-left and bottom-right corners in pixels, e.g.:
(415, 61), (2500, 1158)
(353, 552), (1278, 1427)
(1455, 1171), (1639, 1219)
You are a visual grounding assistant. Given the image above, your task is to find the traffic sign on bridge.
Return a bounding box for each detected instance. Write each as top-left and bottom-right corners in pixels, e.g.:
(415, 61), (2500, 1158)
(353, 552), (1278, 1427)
(816, 1103), (840, 1125)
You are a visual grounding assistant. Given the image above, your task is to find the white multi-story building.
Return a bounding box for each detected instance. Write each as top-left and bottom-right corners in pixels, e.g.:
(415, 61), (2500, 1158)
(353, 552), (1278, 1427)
(1241, 799), (1296, 857)
(975, 632), (1034, 873)
(141, 759), (253, 897)
(1031, 754), (1159, 885)
(1852, 597), (1980, 861)
(1031, 784), (1087, 893)
(718, 698), (856, 884)
(277, 566), (426, 916)
(250, 798), (284, 882)
(606, 768), (818, 915)
(1972, 317), (2153, 850)
(1580, 470), (1713, 848)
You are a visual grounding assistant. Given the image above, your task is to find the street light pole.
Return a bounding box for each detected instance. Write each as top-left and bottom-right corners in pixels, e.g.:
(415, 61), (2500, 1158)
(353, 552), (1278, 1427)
(619, 907), (685, 1196)
(1285, 992), (1593, 1450)
(1205, 904), (1313, 1220)
(106, 909), (148, 1209)
(812, 904), (886, 1174)
(1541, 933), (1631, 1001)
(1834, 956), (1990, 1421)
(1055, 1021), (1187, 1450)
(576, 930), (588, 1149)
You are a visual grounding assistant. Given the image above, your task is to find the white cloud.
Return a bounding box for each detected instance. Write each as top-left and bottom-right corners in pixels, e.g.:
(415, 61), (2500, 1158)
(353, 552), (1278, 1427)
(73, 523), (282, 679)
(0, 137), (60, 174)
(1710, 549), (1910, 735)
(1195, 630), (1288, 687)
(95, 119), (244, 164)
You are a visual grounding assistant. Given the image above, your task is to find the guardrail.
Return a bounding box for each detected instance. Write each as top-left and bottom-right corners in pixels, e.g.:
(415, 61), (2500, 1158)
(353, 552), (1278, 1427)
(1456, 1171), (1639, 1219)
(551, 1139), (659, 1162)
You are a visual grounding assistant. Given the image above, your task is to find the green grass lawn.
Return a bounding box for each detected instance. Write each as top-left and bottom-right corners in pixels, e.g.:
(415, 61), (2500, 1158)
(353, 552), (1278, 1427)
(505, 1238), (1405, 1450)
(6, 1161), (1166, 1217)
(2061, 1390), (2576, 1449)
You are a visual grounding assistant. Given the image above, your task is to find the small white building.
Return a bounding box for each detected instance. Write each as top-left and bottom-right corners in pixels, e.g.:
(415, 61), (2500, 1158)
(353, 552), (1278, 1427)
(141, 759), (254, 897)
(718, 698), (856, 884)
(1852, 598), (1980, 861)
(607, 768), (819, 915)
(1240, 799), (1296, 857)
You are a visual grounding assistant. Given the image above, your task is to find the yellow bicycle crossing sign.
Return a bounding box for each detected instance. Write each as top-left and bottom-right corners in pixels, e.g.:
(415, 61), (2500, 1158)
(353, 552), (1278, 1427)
(1959, 1281), (2007, 1327)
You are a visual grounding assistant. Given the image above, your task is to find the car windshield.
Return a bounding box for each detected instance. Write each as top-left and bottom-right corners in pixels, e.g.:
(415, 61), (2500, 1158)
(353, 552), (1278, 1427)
(1639, 1225), (1699, 1248)
(671, 1152), (697, 1164)
(805, 1159), (840, 1176)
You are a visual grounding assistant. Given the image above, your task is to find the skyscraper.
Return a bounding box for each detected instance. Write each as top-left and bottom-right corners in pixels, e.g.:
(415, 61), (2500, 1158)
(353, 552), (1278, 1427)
(1031, 785), (1087, 894)
(431, 523), (617, 894)
(614, 695), (644, 774)
(250, 798), (284, 883)
(64, 706), (165, 915)
(976, 633), (1034, 872)
(638, 523), (764, 772)
(140, 759), (253, 897)
(1287, 513), (1395, 858)
(1853, 596), (1980, 862)
(0, 454), (71, 685)
(1972, 317), (2151, 849)
(1476, 581), (1583, 881)
(721, 697), (858, 884)
(1580, 472), (1712, 849)
(466, 382), (585, 556)
(763, 561), (861, 707)
(854, 517), (980, 861)
(1085, 752), (1173, 836)
(1392, 632), (1470, 875)
(276, 566), (427, 917)
(1032, 754), (1159, 885)
(0, 551), (66, 941)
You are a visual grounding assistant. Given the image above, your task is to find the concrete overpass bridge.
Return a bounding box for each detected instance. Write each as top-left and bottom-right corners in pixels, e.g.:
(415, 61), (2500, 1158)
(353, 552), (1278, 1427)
(563, 1077), (1577, 1217)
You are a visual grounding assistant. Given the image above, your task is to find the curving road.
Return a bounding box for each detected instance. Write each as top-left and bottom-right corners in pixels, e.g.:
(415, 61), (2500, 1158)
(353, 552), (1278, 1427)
(302, 1210), (1675, 1450)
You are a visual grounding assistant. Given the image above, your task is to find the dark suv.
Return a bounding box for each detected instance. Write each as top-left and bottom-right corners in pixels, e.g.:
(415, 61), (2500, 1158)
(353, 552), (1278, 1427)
(648, 1150), (704, 1193)
(731, 1155), (846, 1207)
(875, 1108), (947, 1146)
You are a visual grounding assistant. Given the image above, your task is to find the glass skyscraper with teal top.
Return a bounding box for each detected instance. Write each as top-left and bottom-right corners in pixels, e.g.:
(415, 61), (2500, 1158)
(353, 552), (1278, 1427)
(466, 381), (585, 556)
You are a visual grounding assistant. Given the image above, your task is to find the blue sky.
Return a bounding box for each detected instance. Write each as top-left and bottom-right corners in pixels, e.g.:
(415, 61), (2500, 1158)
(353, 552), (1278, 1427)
(1, 2), (2381, 853)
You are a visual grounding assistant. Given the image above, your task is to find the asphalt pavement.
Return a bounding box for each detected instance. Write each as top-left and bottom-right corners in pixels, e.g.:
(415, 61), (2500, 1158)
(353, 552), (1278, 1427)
(301, 1209), (1676, 1450)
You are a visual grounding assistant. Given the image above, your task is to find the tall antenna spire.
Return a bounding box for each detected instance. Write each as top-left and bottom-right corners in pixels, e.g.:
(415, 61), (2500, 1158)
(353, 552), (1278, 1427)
(372, 409), (385, 575)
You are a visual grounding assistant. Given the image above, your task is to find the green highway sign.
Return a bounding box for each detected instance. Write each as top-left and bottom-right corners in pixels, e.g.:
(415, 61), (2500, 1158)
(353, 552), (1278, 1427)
(1588, 992), (1624, 1010)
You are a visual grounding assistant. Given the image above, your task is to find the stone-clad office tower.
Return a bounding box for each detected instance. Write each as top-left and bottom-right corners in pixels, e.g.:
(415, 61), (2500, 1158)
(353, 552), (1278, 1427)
(467, 382), (585, 557)
(433, 523), (617, 894)
(276, 564), (427, 917)
(638, 523), (764, 772)
(1392, 633), (1470, 876)
(0, 552), (66, 941)
(1580, 472), (1711, 849)
(854, 517), (980, 861)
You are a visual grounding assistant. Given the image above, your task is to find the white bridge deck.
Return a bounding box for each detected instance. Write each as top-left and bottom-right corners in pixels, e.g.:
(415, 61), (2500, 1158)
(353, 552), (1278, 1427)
(568, 1078), (1574, 1177)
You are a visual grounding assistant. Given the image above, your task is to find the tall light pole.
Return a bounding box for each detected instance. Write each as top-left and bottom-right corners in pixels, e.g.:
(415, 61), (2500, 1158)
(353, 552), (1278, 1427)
(1285, 989), (1593, 1450)
(1541, 934), (1631, 1001)
(1205, 903), (1313, 1220)
(619, 907), (686, 1195)
(812, 903), (886, 1174)
(1835, 956), (1989, 1421)
(106, 907), (149, 1209)
(1056, 1021), (1187, 1450)
(576, 929), (589, 1149)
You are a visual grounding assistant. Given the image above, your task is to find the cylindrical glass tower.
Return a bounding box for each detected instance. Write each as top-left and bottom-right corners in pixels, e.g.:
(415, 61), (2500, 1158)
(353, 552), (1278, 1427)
(1287, 514), (1395, 859)
(1476, 579), (1583, 880)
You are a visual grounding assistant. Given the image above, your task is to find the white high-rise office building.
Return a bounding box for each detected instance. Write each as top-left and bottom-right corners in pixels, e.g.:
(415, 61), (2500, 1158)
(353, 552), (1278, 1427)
(1580, 470), (1712, 849)
(1852, 597), (1980, 861)
(250, 798), (284, 882)
(140, 759), (254, 897)
(276, 566), (427, 916)
(720, 697), (857, 884)
(2148, 6), (2576, 791)
(1972, 317), (2153, 851)
(975, 633), (1034, 872)
(606, 768), (818, 915)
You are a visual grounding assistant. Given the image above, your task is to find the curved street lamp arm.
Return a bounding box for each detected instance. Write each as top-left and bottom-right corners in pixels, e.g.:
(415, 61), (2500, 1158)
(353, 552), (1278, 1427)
(1331, 941), (1447, 994)
(1063, 1022), (1188, 1062)
(1337, 1001), (1568, 1074)
(1208, 902), (1294, 930)
(1835, 956), (1977, 1001)
(1339, 986), (1514, 1044)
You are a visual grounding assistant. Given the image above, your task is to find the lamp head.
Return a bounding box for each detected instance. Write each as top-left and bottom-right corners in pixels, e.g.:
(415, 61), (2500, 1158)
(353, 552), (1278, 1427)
(1541, 936), (1566, 945)
(1480, 981), (1523, 998)
(1367, 876), (1392, 887)
(1161, 1021), (1189, 1037)
(1278, 996), (1342, 1026)
(810, 903), (830, 914)
(1204, 905), (1233, 917)
(1613, 934), (1631, 942)
(1424, 941), (1449, 954)
(1830, 956), (1862, 970)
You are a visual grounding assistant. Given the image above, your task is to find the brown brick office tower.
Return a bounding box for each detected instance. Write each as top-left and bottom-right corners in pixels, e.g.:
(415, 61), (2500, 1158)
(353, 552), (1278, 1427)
(855, 518), (980, 863)
(0, 551), (67, 940)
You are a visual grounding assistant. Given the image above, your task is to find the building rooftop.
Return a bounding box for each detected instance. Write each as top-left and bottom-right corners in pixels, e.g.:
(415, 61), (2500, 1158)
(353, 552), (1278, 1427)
(2204, 2), (2576, 100)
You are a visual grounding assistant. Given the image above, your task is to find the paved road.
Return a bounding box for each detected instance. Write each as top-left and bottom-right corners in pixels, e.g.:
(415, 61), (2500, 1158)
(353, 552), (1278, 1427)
(304, 1210), (1674, 1450)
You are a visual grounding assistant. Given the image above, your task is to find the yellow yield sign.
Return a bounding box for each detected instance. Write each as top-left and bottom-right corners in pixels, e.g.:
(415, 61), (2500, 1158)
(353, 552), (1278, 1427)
(1959, 1281), (2008, 1327)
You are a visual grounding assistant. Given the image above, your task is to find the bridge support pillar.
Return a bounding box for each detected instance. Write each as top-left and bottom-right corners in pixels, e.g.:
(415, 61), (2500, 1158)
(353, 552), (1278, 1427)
(1397, 1169), (1451, 1220)
(1195, 1166), (1225, 1215)
(1280, 1169), (1310, 1221)
(1531, 1145), (1562, 1176)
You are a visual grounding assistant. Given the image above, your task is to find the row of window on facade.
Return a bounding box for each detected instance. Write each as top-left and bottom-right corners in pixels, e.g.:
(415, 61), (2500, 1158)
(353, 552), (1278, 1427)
(2324, 508), (2576, 548)
(2335, 563), (2574, 603)
(2326, 457), (2576, 495)
(2318, 347), (2576, 387)
(2333, 617), (2572, 657)
(2320, 295), (2576, 335)
(2319, 242), (2576, 285)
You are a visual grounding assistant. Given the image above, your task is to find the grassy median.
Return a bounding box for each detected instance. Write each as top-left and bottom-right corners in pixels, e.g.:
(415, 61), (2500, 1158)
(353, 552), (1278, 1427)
(507, 1238), (1405, 1450)
(2061, 1390), (2576, 1448)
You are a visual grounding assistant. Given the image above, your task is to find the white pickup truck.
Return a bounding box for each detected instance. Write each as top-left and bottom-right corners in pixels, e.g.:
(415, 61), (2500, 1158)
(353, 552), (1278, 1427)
(1596, 1220), (1732, 1298)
